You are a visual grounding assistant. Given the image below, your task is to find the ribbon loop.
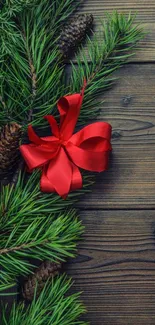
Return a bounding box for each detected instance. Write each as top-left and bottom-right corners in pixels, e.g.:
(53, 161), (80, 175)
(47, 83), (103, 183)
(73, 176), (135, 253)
(58, 94), (82, 140)
(44, 115), (59, 138)
(20, 82), (112, 198)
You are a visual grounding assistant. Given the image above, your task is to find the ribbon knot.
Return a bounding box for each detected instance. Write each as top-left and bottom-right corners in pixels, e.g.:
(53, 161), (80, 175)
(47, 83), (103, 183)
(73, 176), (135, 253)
(20, 83), (112, 198)
(58, 138), (68, 146)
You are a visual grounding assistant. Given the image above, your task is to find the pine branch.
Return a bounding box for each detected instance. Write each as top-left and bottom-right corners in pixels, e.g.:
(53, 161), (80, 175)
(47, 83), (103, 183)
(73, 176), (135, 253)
(0, 171), (93, 294)
(69, 12), (144, 125)
(0, 169), (93, 292)
(0, 169), (93, 287)
(1, 0), (38, 17)
(0, 241), (37, 255)
(0, 17), (18, 78)
(21, 30), (37, 122)
(0, 171), (94, 222)
(0, 37), (63, 127)
(2, 276), (88, 325)
(0, 205), (84, 279)
(0, 271), (16, 294)
(0, 0), (82, 127)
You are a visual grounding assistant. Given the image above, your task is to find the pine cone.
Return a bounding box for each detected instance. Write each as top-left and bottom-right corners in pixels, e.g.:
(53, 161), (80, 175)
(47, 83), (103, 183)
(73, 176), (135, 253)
(0, 123), (22, 181)
(22, 261), (62, 301)
(58, 14), (94, 59)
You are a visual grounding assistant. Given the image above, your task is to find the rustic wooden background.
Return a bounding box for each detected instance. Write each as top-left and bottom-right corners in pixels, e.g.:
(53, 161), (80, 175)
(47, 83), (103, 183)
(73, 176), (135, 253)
(65, 1), (155, 324)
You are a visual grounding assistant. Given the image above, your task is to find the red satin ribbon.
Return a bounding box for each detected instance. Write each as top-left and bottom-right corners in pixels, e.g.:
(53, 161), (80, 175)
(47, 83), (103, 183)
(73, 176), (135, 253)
(20, 84), (112, 198)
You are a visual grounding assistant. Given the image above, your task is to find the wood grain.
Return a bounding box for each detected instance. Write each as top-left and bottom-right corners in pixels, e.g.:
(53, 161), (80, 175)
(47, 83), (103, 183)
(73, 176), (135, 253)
(78, 64), (155, 209)
(65, 210), (155, 325)
(75, 0), (155, 62)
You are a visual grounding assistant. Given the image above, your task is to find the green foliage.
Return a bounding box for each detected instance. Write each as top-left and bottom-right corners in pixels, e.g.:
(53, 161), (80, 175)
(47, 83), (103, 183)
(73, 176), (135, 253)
(1, 0), (37, 16)
(0, 11), (18, 60)
(0, 169), (94, 291)
(0, 9), (143, 128)
(2, 275), (88, 325)
(0, 202), (84, 282)
(69, 12), (144, 125)
(0, 271), (16, 293)
(0, 0), (80, 127)
(0, 170), (94, 218)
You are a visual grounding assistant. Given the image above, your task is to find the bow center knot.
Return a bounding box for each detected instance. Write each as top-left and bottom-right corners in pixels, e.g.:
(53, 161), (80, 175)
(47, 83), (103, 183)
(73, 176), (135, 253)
(58, 138), (68, 146)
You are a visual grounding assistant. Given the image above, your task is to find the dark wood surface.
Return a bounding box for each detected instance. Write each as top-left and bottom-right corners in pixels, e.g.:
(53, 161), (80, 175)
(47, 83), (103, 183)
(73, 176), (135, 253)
(78, 64), (155, 210)
(65, 210), (155, 324)
(67, 1), (155, 324)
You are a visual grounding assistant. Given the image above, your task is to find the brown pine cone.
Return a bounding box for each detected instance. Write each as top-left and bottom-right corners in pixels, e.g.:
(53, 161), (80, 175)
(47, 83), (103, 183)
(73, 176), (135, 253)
(0, 122), (22, 181)
(22, 261), (62, 301)
(58, 14), (94, 59)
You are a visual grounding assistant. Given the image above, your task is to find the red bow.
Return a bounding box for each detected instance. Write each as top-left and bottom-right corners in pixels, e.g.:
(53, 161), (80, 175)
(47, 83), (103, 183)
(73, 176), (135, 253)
(20, 84), (112, 198)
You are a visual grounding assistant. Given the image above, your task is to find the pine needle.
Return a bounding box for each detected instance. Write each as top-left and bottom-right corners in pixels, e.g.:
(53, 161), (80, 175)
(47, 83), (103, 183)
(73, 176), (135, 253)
(69, 11), (144, 125)
(0, 0), (81, 127)
(0, 201), (84, 280)
(2, 275), (88, 325)
(0, 271), (16, 294)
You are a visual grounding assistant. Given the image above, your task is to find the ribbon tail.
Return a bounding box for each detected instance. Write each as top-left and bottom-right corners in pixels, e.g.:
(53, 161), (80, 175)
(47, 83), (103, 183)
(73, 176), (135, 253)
(40, 166), (55, 193)
(70, 164), (82, 191)
(40, 147), (73, 198)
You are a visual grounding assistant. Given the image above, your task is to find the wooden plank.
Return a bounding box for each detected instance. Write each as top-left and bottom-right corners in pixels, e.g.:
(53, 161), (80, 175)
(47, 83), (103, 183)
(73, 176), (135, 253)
(75, 0), (155, 62)
(65, 210), (155, 325)
(78, 63), (155, 209)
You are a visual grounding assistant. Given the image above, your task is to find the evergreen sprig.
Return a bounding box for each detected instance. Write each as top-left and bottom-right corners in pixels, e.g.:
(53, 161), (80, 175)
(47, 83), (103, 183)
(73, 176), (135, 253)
(0, 170), (94, 219)
(0, 11), (143, 128)
(1, 0), (37, 16)
(0, 0), (80, 127)
(0, 170), (92, 291)
(69, 12), (144, 125)
(0, 271), (16, 293)
(0, 206), (84, 284)
(2, 275), (88, 325)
